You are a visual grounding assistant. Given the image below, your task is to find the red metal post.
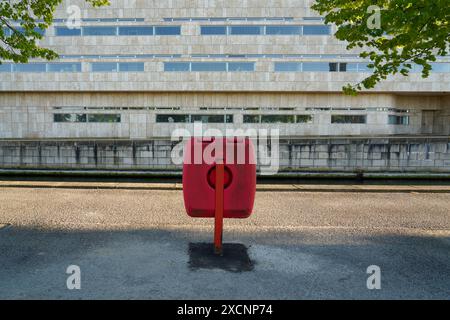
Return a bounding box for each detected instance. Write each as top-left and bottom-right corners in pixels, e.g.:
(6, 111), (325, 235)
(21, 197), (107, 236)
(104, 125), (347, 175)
(214, 162), (224, 255)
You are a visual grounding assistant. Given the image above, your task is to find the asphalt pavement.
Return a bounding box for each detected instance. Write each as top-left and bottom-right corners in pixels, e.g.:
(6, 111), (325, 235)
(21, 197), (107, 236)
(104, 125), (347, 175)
(0, 186), (449, 299)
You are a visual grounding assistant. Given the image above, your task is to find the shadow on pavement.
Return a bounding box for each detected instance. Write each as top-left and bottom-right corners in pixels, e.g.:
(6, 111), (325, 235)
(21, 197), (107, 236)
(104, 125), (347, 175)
(0, 225), (449, 299)
(188, 243), (254, 273)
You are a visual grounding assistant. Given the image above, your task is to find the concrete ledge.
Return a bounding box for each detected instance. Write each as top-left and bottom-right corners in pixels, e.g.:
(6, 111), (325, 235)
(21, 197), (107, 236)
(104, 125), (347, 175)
(1, 180), (450, 193)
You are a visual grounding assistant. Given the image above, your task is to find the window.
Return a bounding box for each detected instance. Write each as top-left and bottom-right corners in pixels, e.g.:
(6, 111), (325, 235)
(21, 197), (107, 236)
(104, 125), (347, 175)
(118, 26), (153, 35)
(261, 115), (295, 123)
(156, 115), (190, 123)
(13, 63), (46, 72)
(191, 115), (233, 123)
(54, 25), (181, 36)
(54, 114), (87, 122)
(303, 62), (332, 72)
(228, 62), (255, 72)
(430, 63), (450, 73)
(243, 115), (260, 123)
(13, 27), (45, 36)
(356, 63), (371, 73)
(275, 62), (352, 72)
(191, 62), (227, 72)
(388, 115), (410, 125)
(55, 27), (81, 36)
(302, 25), (331, 35)
(0, 63), (12, 72)
(225, 115), (234, 123)
(229, 25), (263, 35)
(274, 62), (302, 72)
(164, 62), (254, 72)
(331, 115), (367, 124)
(2, 27), (11, 36)
(346, 63), (359, 72)
(87, 114), (121, 123)
(296, 115), (313, 123)
(91, 62), (118, 72)
(164, 62), (190, 71)
(91, 62), (144, 72)
(55, 113), (120, 123)
(201, 26), (227, 35)
(266, 25), (302, 35)
(154, 26), (181, 35)
(47, 63), (82, 72)
(329, 63), (338, 72)
(83, 26), (117, 36)
(118, 62), (144, 72)
(199, 24), (330, 36)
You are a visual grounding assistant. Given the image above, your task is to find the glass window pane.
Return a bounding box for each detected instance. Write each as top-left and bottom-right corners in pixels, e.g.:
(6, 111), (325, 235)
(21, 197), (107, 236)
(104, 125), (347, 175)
(76, 114), (87, 122)
(201, 26), (227, 35)
(164, 62), (190, 71)
(154, 26), (181, 35)
(261, 115), (295, 123)
(2, 27), (11, 36)
(118, 62), (144, 72)
(156, 114), (190, 123)
(191, 115), (226, 123)
(91, 62), (118, 72)
(228, 62), (255, 72)
(329, 62), (338, 72)
(47, 63), (81, 72)
(229, 25), (263, 35)
(347, 63), (359, 72)
(13, 63), (46, 72)
(87, 114), (121, 123)
(83, 26), (117, 36)
(266, 25), (302, 35)
(191, 62), (226, 72)
(303, 62), (331, 72)
(357, 63), (372, 73)
(274, 62), (302, 72)
(55, 27), (81, 36)
(296, 115), (313, 123)
(14, 27), (45, 36)
(118, 26), (153, 35)
(225, 115), (234, 123)
(303, 25), (331, 35)
(431, 63), (450, 73)
(388, 115), (409, 125)
(0, 63), (12, 72)
(331, 115), (367, 124)
(243, 115), (260, 123)
(54, 114), (75, 122)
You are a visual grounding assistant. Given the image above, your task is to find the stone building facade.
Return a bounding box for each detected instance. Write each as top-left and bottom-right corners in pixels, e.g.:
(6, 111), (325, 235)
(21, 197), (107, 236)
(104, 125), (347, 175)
(0, 0), (449, 173)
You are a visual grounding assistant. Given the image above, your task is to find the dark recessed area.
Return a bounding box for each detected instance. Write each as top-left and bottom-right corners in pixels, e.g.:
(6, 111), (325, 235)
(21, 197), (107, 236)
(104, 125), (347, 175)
(188, 242), (254, 273)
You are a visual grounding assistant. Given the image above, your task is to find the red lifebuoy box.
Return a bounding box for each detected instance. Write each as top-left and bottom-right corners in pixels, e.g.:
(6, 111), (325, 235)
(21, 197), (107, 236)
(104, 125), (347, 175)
(182, 137), (256, 219)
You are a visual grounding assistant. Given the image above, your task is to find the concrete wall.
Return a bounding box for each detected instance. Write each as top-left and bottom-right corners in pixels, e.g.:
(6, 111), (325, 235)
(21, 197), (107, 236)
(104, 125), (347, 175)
(1, 92), (447, 139)
(1, 138), (449, 173)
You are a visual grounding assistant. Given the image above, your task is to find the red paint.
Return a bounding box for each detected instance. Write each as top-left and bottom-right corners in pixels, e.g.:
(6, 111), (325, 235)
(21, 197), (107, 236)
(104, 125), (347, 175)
(183, 137), (256, 219)
(214, 163), (224, 255)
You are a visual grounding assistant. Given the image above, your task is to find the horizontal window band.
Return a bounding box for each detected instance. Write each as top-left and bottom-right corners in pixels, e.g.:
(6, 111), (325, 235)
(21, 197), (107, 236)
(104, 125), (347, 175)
(51, 107), (412, 113)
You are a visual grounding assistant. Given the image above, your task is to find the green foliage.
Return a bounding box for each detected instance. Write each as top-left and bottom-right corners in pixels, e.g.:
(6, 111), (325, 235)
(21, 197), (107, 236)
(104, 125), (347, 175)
(0, 0), (108, 63)
(312, 0), (450, 94)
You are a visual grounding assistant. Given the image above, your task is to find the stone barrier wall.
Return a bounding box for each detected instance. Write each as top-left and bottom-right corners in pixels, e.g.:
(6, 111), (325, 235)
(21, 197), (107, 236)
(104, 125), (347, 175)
(0, 137), (449, 173)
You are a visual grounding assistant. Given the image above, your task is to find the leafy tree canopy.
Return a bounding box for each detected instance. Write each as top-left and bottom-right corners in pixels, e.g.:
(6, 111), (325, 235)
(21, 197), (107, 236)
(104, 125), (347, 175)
(312, 0), (450, 94)
(0, 0), (108, 63)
